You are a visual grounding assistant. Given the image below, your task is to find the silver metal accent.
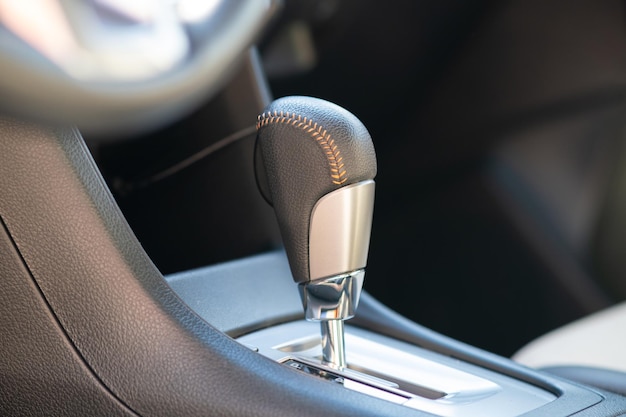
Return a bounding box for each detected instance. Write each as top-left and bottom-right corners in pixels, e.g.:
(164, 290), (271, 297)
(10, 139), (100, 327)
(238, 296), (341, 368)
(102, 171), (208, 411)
(298, 270), (364, 321)
(302, 180), (373, 368)
(282, 357), (407, 405)
(299, 271), (364, 368)
(308, 180), (375, 281)
(321, 320), (346, 368)
(237, 322), (557, 417)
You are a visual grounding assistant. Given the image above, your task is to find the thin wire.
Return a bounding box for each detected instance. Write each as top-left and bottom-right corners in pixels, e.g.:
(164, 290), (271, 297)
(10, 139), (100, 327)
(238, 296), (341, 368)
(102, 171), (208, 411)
(117, 124), (257, 193)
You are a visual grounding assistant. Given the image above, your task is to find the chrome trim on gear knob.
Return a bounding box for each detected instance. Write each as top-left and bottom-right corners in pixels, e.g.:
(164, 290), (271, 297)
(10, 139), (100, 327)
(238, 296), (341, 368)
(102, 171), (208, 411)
(308, 180), (375, 281)
(299, 270), (364, 368)
(298, 270), (365, 321)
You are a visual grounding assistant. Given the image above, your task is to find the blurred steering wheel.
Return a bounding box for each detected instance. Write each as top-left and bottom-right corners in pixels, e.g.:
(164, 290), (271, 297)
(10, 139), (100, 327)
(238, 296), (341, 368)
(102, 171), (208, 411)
(0, 0), (278, 135)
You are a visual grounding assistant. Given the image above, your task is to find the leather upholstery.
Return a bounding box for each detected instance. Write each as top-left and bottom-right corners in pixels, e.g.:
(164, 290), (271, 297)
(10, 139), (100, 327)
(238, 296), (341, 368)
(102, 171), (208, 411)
(0, 117), (406, 417)
(513, 301), (626, 373)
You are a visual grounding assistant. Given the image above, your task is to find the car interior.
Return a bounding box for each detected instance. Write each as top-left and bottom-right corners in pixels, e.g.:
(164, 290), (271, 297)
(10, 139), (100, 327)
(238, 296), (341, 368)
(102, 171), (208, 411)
(2, 0), (626, 416)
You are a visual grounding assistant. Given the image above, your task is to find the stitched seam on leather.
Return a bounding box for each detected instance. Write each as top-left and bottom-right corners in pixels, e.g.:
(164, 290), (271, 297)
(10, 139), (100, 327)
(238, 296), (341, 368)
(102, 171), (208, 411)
(257, 111), (347, 185)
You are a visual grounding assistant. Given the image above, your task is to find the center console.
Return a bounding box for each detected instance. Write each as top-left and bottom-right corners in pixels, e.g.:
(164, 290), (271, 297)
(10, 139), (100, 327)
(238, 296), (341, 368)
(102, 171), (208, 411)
(164, 94), (626, 416)
(166, 250), (620, 417)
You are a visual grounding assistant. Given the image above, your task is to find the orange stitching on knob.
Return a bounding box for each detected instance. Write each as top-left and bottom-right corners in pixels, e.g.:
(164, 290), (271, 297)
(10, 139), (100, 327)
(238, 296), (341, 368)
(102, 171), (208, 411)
(257, 111), (347, 185)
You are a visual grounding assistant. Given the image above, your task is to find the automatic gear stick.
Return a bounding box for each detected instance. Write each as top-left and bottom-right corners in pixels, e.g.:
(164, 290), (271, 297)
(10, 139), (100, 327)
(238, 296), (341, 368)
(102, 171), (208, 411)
(255, 96), (376, 368)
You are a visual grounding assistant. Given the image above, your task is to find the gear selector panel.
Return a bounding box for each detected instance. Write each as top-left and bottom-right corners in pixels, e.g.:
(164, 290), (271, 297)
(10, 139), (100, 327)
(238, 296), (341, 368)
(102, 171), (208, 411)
(238, 322), (556, 417)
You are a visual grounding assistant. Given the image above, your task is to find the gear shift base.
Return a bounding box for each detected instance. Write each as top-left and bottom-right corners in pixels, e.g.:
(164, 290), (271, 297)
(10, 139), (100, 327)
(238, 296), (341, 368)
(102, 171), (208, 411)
(321, 320), (347, 368)
(299, 270), (364, 368)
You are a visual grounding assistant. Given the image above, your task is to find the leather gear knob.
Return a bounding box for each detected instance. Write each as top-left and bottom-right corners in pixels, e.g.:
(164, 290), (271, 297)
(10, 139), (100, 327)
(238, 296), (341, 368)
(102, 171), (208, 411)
(255, 96), (377, 284)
